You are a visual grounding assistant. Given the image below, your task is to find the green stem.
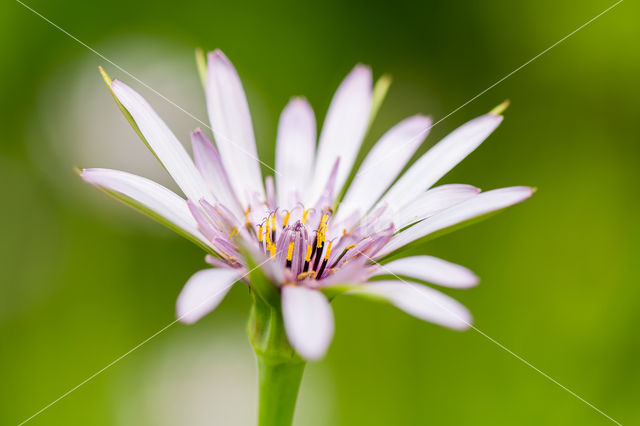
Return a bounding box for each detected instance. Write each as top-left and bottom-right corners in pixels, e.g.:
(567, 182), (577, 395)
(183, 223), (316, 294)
(248, 294), (306, 426)
(256, 355), (305, 426)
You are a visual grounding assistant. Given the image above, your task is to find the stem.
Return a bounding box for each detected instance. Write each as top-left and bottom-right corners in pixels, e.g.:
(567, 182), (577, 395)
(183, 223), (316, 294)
(256, 355), (305, 426)
(248, 295), (306, 426)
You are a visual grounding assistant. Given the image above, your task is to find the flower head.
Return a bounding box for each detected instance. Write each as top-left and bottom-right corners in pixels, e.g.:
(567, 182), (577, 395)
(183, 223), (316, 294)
(82, 50), (533, 361)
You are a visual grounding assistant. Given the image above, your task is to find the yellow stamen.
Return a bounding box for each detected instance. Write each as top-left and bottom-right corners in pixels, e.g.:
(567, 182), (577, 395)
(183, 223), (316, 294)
(229, 227), (238, 238)
(257, 224), (264, 242)
(244, 207), (251, 226)
(269, 244), (276, 258)
(316, 230), (325, 248)
(286, 241), (295, 261)
(270, 214), (276, 230)
(319, 213), (328, 229)
(305, 244), (312, 262)
(283, 210), (291, 227)
(302, 208), (310, 224)
(297, 271), (316, 281)
(265, 220), (272, 245)
(323, 241), (333, 260)
(345, 244), (356, 250)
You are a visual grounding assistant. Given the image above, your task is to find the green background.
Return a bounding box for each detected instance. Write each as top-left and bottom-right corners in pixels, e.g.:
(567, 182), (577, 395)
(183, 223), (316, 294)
(1, 0), (638, 424)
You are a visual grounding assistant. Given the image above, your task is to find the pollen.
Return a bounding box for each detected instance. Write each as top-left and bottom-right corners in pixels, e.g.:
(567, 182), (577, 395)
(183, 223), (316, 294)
(286, 241), (295, 261)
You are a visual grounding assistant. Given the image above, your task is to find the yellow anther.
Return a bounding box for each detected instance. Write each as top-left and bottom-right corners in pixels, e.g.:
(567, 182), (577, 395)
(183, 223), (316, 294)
(265, 220), (272, 245)
(305, 244), (312, 262)
(323, 241), (333, 260)
(286, 241), (295, 261)
(319, 213), (328, 229)
(269, 244), (276, 258)
(270, 214), (276, 230)
(244, 207), (251, 225)
(283, 211), (291, 227)
(345, 244), (356, 250)
(302, 208), (310, 224)
(257, 224), (264, 242)
(297, 271), (316, 281)
(229, 227), (238, 238)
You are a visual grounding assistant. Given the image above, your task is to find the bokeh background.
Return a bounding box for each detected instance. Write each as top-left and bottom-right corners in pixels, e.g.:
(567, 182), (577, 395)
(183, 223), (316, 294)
(1, 0), (638, 424)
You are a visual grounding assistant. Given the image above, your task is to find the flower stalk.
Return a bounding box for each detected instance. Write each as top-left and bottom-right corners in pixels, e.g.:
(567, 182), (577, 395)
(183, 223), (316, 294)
(249, 293), (305, 426)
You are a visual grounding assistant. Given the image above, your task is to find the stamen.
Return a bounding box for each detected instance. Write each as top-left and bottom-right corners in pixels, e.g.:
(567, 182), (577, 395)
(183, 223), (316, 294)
(303, 244), (312, 272)
(316, 241), (332, 278)
(297, 271), (316, 281)
(229, 227), (238, 238)
(265, 219), (272, 246)
(269, 243), (276, 258)
(330, 243), (356, 268)
(270, 214), (276, 242)
(282, 210), (291, 228)
(312, 238), (324, 272)
(301, 208), (310, 224)
(244, 207), (251, 226)
(286, 241), (294, 268)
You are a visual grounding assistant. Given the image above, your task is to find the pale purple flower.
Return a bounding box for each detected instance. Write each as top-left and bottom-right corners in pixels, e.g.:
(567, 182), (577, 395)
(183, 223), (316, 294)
(81, 50), (533, 361)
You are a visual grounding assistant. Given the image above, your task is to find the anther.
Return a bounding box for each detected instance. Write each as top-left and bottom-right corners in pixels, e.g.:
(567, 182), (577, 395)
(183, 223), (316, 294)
(286, 241), (294, 269)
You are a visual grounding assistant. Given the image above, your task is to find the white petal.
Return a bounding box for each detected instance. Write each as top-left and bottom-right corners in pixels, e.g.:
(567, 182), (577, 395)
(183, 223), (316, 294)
(81, 168), (209, 247)
(308, 65), (372, 205)
(275, 97), (317, 209)
(379, 114), (503, 209)
(378, 186), (534, 257)
(393, 184), (480, 229)
(109, 80), (212, 203)
(336, 115), (432, 222)
(205, 50), (264, 206)
(373, 256), (478, 288)
(191, 129), (243, 218)
(176, 268), (242, 324)
(282, 286), (334, 361)
(348, 281), (471, 330)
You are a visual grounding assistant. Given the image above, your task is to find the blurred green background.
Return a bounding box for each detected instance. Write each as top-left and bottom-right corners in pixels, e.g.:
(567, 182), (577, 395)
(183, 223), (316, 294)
(1, 0), (638, 424)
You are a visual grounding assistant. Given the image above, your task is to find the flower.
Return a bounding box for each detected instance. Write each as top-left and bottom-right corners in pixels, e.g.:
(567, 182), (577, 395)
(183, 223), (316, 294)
(81, 49), (533, 361)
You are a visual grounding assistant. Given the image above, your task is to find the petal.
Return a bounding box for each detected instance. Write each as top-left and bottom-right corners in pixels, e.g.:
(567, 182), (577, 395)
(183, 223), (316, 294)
(109, 80), (212, 203)
(373, 256), (478, 288)
(205, 50), (264, 205)
(348, 281), (472, 330)
(282, 285), (334, 360)
(308, 65), (372, 205)
(275, 97), (317, 209)
(393, 184), (480, 229)
(379, 114), (503, 209)
(336, 115), (432, 222)
(191, 129), (243, 218)
(81, 168), (210, 249)
(377, 186), (534, 258)
(176, 268), (242, 324)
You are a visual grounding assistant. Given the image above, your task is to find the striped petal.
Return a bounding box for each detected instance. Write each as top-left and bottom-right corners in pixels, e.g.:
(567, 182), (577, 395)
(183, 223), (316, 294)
(336, 114), (432, 222)
(377, 186), (534, 258)
(282, 285), (334, 360)
(379, 114), (503, 209)
(373, 256), (478, 288)
(191, 129), (243, 218)
(348, 281), (471, 330)
(393, 184), (480, 229)
(205, 50), (264, 206)
(81, 168), (210, 249)
(309, 65), (372, 204)
(275, 97), (317, 208)
(176, 268), (242, 324)
(109, 80), (212, 203)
